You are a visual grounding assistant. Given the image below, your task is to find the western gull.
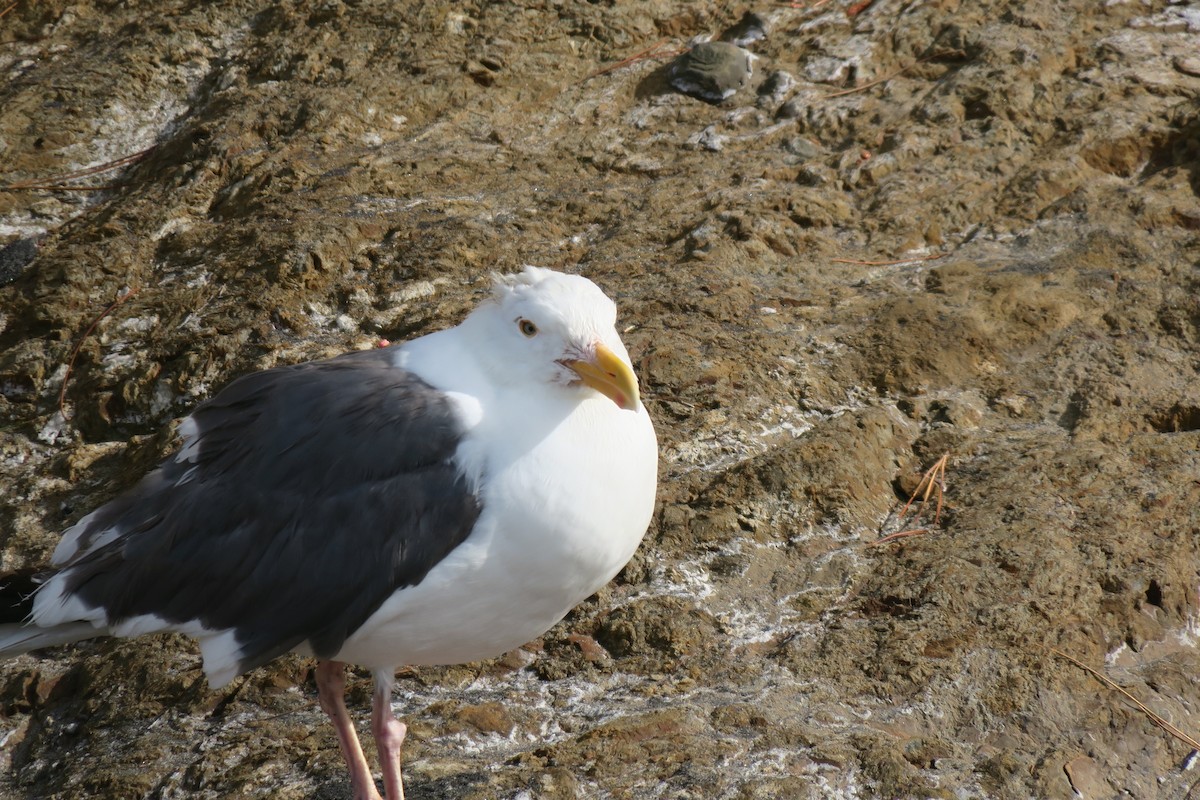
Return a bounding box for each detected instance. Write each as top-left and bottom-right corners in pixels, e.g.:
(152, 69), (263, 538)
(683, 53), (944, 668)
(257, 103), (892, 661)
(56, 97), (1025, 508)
(0, 266), (658, 800)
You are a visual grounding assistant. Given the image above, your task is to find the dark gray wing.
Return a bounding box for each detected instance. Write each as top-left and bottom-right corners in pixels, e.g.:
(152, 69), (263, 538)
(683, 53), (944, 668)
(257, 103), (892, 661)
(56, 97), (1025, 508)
(57, 347), (482, 674)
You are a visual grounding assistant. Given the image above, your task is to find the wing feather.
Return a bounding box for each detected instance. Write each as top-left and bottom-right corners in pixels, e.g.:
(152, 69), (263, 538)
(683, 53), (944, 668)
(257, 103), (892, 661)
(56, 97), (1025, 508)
(47, 348), (482, 675)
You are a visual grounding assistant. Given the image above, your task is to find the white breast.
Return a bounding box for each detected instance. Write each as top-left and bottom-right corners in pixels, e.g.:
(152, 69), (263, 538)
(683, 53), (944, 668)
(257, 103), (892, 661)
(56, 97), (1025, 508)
(331, 383), (657, 670)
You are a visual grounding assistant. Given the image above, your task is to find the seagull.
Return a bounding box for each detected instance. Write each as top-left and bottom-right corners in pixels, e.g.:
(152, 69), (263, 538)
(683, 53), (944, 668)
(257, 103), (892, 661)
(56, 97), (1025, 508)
(0, 267), (659, 800)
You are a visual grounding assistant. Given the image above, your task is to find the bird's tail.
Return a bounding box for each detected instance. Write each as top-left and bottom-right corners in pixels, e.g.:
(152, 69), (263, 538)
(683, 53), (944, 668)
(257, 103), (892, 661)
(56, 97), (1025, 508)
(0, 622), (99, 659)
(0, 568), (99, 659)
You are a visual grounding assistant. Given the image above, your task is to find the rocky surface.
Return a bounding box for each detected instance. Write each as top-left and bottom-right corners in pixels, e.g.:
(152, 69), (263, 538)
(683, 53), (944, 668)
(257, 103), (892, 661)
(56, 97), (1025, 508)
(2, 1), (1200, 798)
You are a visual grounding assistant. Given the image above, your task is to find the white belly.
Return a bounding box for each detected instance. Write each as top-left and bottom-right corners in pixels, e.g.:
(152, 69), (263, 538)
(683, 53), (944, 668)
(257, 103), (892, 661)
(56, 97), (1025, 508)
(331, 394), (657, 670)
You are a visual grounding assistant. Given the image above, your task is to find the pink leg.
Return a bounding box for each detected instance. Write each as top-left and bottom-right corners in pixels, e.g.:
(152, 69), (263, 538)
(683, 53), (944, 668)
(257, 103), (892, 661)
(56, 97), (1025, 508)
(316, 660), (382, 800)
(371, 668), (408, 800)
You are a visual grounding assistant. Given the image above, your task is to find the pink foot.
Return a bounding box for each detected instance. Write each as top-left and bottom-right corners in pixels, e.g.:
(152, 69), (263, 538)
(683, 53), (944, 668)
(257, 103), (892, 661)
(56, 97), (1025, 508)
(372, 668), (407, 800)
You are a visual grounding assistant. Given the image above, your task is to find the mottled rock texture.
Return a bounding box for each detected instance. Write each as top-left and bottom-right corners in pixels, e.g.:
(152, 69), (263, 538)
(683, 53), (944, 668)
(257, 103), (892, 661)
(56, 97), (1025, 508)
(2, 1), (1199, 798)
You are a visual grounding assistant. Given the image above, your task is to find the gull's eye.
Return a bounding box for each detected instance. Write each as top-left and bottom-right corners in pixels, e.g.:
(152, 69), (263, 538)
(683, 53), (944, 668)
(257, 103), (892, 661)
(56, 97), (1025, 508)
(518, 318), (539, 337)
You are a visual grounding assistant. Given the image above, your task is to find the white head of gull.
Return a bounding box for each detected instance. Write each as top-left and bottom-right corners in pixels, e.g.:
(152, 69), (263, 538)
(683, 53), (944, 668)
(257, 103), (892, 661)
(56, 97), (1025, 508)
(0, 266), (659, 800)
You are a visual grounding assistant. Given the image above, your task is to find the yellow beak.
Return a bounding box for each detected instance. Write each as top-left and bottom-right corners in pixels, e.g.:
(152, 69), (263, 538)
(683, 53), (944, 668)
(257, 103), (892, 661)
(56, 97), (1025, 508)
(565, 342), (641, 411)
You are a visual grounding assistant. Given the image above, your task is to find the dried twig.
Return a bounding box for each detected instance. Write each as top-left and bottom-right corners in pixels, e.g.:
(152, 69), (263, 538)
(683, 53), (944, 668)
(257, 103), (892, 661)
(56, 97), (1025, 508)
(1051, 648), (1200, 752)
(584, 39), (683, 81)
(872, 453), (950, 545)
(899, 453), (949, 523)
(57, 287), (139, 419)
(824, 59), (922, 99)
(3, 145), (156, 192)
(868, 528), (929, 547)
(0, 2), (16, 21)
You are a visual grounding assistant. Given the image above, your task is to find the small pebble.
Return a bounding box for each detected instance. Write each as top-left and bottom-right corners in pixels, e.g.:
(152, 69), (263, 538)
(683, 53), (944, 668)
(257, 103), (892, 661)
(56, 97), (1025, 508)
(784, 136), (823, 160)
(692, 125), (726, 152)
(670, 41), (755, 103)
(720, 11), (768, 47)
(757, 69), (797, 109)
(1174, 55), (1200, 77)
(0, 237), (38, 286)
(776, 97), (804, 120)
